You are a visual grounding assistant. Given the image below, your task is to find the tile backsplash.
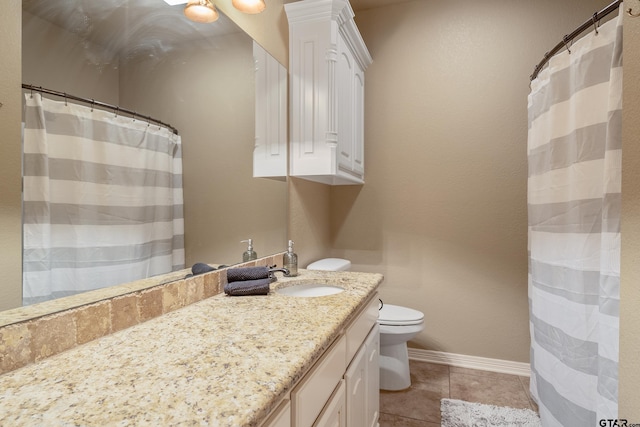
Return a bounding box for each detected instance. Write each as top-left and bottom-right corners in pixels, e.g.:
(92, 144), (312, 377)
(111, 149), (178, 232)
(0, 254), (284, 376)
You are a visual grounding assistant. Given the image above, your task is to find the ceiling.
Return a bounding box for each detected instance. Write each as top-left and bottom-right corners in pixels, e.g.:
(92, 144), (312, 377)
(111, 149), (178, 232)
(22, 0), (242, 60)
(22, 0), (412, 60)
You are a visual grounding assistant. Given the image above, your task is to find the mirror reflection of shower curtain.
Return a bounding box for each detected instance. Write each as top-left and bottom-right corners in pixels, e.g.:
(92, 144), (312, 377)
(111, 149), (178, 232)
(527, 7), (622, 426)
(22, 94), (185, 305)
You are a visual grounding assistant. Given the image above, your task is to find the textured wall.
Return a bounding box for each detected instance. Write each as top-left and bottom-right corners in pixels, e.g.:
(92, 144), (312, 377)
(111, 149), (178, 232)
(22, 11), (120, 104)
(118, 34), (287, 267)
(620, 5), (640, 417)
(0, 0), (23, 311)
(290, 0), (614, 363)
(288, 178), (332, 267)
(217, 0), (288, 66)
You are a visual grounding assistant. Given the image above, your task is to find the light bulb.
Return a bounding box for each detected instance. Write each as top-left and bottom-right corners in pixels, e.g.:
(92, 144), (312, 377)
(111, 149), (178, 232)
(232, 0), (266, 14)
(184, 0), (219, 23)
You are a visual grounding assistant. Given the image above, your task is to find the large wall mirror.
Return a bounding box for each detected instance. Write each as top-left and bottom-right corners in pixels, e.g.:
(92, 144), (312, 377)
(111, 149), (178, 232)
(5, 0), (287, 314)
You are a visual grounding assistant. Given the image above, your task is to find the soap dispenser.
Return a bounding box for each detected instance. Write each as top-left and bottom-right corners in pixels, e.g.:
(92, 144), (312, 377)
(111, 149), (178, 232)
(241, 239), (257, 262)
(283, 240), (298, 277)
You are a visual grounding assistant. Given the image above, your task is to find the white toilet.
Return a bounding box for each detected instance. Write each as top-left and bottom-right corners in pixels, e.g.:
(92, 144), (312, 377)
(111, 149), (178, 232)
(306, 258), (425, 391)
(377, 303), (424, 390)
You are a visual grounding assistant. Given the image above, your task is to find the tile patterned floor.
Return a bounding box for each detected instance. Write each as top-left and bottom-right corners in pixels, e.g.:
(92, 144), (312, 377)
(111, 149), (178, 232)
(379, 360), (538, 427)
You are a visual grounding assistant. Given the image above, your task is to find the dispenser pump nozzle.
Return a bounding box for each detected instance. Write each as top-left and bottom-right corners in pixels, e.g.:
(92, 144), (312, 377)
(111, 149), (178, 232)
(241, 239), (257, 262)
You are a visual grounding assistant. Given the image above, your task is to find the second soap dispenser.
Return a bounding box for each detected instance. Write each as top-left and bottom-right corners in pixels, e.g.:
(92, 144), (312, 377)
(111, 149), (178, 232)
(283, 240), (298, 277)
(241, 239), (257, 262)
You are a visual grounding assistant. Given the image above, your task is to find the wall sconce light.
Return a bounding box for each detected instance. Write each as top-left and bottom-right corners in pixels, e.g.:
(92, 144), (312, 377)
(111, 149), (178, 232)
(165, 0), (265, 22)
(232, 0), (266, 14)
(184, 0), (219, 23)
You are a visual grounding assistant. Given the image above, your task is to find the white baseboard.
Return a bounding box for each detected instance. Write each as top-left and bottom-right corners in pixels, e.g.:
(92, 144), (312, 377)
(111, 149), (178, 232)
(407, 348), (531, 377)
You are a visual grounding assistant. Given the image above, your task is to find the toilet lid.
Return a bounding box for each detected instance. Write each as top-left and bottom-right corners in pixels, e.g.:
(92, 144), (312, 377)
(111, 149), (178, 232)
(306, 258), (351, 271)
(378, 304), (424, 326)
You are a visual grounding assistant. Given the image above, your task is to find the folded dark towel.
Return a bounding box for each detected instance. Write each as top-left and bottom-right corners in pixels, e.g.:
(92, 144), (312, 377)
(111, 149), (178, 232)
(192, 263), (216, 276)
(226, 266), (270, 282)
(224, 277), (274, 296)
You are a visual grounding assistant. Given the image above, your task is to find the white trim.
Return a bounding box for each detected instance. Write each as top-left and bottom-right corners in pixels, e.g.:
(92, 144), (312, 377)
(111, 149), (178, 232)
(408, 348), (531, 377)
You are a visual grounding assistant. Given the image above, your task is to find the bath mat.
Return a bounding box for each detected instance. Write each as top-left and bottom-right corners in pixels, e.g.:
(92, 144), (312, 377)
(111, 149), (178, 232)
(441, 398), (540, 427)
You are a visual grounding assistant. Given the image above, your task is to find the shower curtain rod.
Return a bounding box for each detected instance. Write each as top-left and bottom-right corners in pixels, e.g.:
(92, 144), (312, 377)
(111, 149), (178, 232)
(21, 84), (179, 135)
(530, 0), (623, 81)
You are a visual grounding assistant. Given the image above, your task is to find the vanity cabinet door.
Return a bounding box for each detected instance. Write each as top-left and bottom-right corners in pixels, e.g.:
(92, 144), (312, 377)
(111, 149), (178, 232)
(345, 324), (380, 427)
(365, 324), (380, 427)
(262, 399), (291, 427)
(345, 342), (367, 427)
(313, 380), (346, 427)
(292, 335), (347, 427)
(345, 293), (379, 362)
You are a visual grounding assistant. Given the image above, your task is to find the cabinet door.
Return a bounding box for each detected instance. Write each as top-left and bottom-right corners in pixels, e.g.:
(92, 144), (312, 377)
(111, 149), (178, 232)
(365, 324), (380, 427)
(314, 380), (346, 427)
(292, 336), (347, 427)
(261, 399), (291, 427)
(285, 0), (371, 185)
(352, 64), (365, 176)
(336, 34), (355, 176)
(345, 344), (367, 427)
(253, 41), (287, 178)
(345, 294), (379, 363)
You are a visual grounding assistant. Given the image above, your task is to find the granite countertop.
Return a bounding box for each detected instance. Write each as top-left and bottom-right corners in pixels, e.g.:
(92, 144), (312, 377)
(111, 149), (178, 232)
(0, 270), (382, 426)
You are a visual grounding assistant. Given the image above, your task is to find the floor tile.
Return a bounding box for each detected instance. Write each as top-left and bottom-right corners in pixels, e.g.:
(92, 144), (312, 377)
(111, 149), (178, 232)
(519, 376), (539, 412)
(383, 360), (539, 424)
(449, 371), (532, 410)
(379, 412), (440, 427)
(380, 386), (444, 424)
(408, 360), (450, 394)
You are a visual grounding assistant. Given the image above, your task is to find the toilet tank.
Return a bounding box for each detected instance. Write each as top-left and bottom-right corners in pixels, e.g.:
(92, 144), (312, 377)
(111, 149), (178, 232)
(306, 258), (351, 271)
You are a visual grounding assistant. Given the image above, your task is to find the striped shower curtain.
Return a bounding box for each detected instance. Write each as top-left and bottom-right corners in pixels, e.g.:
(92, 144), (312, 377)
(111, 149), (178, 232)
(527, 8), (622, 426)
(23, 94), (185, 305)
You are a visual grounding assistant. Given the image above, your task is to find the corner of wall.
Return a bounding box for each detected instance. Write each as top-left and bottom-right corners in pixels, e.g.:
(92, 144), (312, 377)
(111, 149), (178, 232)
(216, 0), (289, 67)
(0, 1), (23, 311)
(619, 8), (640, 418)
(288, 177), (332, 266)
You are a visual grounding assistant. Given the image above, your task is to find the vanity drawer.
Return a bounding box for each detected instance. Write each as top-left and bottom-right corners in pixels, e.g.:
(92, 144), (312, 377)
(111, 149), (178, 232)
(292, 334), (346, 427)
(345, 293), (379, 363)
(261, 398), (291, 427)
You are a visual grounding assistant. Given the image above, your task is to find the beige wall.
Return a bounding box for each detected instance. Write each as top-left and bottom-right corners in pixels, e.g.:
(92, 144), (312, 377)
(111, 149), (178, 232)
(0, 2), (290, 311)
(289, 178), (333, 266)
(0, 0), (22, 311)
(291, 0), (615, 364)
(217, 0), (288, 66)
(22, 11), (120, 105)
(620, 6), (640, 417)
(119, 34), (287, 266)
(3, 0), (640, 411)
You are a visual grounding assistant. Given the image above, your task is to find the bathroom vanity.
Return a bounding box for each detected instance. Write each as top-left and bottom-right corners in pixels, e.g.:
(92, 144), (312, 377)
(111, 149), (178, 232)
(0, 270), (382, 426)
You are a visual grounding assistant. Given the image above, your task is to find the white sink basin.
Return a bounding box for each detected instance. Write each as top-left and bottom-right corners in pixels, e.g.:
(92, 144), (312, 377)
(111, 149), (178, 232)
(276, 283), (345, 297)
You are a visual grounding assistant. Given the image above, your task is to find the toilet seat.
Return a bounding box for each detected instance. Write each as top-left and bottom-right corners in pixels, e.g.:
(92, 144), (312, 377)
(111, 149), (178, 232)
(378, 304), (424, 326)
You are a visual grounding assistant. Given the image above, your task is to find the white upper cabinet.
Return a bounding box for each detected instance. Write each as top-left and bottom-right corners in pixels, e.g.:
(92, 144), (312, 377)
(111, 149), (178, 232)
(253, 41), (288, 179)
(285, 0), (372, 185)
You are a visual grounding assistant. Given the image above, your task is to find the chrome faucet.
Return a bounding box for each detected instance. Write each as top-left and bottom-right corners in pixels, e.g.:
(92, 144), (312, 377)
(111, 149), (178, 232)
(269, 267), (290, 277)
